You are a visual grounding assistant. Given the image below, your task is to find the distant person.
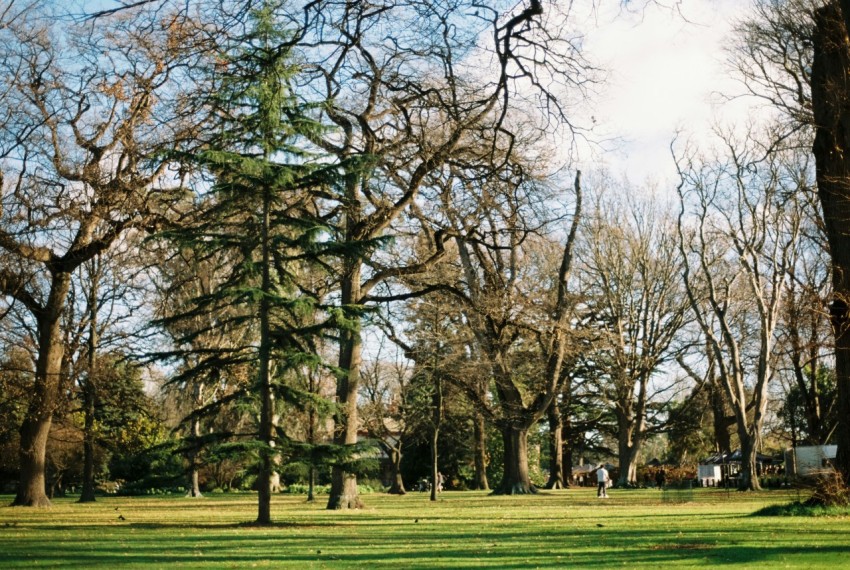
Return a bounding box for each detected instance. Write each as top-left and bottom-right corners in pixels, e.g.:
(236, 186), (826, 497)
(436, 471), (445, 493)
(656, 468), (666, 489)
(596, 464), (609, 498)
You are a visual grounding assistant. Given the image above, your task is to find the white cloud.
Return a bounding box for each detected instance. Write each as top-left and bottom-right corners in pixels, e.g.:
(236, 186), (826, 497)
(574, 0), (754, 184)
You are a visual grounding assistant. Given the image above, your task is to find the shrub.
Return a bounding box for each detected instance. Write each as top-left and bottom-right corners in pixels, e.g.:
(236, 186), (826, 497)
(805, 470), (850, 508)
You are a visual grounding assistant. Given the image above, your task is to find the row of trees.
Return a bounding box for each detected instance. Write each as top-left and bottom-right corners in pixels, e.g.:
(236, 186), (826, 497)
(1, 0), (850, 525)
(0, 0), (592, 523)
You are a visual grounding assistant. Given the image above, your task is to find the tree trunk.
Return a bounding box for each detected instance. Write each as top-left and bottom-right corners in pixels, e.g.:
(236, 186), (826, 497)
(186, 414), (203, 498)
(186, 380), (203, 498)
(831, 299), (850, 482)
(78, 381), (97, 503)
(563, 431), (574, 487)
(328, 468), (360, 509)
(545, 401), (565, 489)
(79, 263), (99, 504)
(561, 390), (574, 487)
(430, 374), (443, 502)
(256, 187), (274, 525)
(738, 430), (762, 491)
(492, 425), (536, 495)
(470, 411), (489, 491)
(617, 440), (640, 487)
(387, 447), (406, 495)
(813, 1), (850, 485)
(14, 417), (53, 507)
(307, 465), (316, 502)
(430, 429), (439, 502)
(616, 413), (641, 486)
(13, 273), (71, 508)
(709, 380), (732, 455)
(307, 373), (317, 502)
(327, 293), (364, 509)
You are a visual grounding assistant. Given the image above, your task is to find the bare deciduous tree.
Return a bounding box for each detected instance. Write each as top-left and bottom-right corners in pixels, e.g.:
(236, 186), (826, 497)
(580, 188), (690, 485)
(676, 131), (805, 490)
(292, 0), (591, 508)
(0, 9), (186, 506)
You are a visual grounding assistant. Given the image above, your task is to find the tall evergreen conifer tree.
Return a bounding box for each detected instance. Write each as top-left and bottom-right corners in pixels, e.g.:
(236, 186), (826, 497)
(159, 1), (336, 525)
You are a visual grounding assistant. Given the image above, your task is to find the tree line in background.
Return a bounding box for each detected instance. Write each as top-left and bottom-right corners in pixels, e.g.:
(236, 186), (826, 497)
(0, 0), (849, 524)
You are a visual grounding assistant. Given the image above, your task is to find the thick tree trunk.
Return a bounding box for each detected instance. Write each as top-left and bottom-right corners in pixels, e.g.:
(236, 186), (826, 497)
(831, 288), (850, 482)
(617, 441), (640, 487)
(472, 411), (489, 491)
(14, 417), (53, 507)
(813, 1), (850, 485)
(328, 467), (361, 509)
(387, 447), (406, 495)
(709, 381), (732, 455)
(13, 274), (71, 508)
(327, 292), (364, 509)
(492, 425), (536, 495)
(545, 401), (565, 489)
(616, 413), (641, 486)
(738, 430), (762, 491)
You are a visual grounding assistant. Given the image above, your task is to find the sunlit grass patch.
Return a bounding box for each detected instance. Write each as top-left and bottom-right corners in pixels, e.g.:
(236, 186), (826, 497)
(2, 488), (849, 568)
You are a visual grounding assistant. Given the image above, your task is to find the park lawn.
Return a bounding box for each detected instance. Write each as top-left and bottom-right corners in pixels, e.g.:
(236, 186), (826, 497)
(1, 488), (848, 569)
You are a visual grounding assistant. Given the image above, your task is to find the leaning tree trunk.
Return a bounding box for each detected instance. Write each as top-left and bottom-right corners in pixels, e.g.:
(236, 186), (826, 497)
(545, 401), (565, 489)
(493, 424), (536, 495)
(813, 1), (850, 485)
(13, 274), (71, 508)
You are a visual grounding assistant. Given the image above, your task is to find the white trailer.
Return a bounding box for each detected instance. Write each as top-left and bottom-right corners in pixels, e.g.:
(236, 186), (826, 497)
(785, 445), (837, 477)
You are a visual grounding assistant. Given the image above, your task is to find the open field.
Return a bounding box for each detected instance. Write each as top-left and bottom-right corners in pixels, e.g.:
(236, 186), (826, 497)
(2, 488), (848, 568)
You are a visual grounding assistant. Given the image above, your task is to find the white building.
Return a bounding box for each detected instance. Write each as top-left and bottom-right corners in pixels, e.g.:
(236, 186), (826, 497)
(697, 464), (722, 486)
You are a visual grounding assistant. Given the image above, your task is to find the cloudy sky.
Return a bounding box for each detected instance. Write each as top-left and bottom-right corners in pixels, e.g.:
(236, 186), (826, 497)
(575, 0), (755, 185)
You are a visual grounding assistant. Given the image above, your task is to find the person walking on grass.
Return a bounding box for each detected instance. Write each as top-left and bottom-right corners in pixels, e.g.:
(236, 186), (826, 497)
(596, 464), (609, 498)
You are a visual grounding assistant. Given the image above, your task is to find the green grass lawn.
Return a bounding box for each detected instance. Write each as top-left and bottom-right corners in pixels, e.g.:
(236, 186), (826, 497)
(1, 487), (848, 568)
